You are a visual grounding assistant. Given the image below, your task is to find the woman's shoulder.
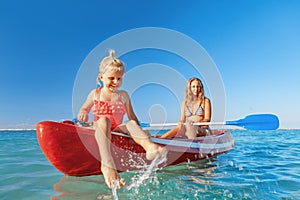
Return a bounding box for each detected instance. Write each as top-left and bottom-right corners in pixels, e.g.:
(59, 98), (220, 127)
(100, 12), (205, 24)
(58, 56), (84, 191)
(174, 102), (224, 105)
(181, 100), (187, 108)
(204, 97), (211, 106)
(204, 97), (211, 102)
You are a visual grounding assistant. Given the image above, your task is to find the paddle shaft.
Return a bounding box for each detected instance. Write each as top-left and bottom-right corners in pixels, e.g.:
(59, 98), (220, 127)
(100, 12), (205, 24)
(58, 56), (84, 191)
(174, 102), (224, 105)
(146, 121), (225, 127)
(142, 114), (279, 130)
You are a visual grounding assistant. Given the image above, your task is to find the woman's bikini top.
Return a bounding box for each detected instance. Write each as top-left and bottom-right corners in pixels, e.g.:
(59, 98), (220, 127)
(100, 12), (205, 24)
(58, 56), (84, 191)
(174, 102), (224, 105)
(185, 104), (204, 117)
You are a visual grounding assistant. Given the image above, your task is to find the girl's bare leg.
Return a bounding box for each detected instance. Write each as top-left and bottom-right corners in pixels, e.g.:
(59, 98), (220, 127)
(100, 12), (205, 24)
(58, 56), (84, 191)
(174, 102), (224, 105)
(94, 117), (125, 189)
(115, 120), (167, 160)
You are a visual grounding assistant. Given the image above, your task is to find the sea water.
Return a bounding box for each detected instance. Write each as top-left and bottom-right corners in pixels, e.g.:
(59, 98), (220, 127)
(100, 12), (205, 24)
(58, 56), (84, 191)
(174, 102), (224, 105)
(1, 129), (300, 200)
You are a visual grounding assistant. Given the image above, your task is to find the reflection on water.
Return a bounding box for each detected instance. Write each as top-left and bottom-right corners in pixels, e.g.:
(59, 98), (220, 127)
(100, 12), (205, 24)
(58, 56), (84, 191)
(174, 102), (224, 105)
(51, 158), (214, 200)
(51, 176), (110, 200)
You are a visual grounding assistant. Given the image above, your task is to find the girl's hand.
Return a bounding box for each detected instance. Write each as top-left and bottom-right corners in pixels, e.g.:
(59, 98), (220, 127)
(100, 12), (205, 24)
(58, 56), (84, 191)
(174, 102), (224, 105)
(78, 111), (88, 122)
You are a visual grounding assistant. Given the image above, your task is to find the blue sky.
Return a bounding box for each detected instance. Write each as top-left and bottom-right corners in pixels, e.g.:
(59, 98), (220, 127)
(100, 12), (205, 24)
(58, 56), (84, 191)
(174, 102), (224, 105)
(0, 0), (299, 129)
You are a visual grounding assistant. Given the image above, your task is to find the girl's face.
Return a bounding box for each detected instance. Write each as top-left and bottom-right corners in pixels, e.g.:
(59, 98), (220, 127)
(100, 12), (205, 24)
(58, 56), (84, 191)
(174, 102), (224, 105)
(101, 68), (124, 92)
(190, 80), (201, 96)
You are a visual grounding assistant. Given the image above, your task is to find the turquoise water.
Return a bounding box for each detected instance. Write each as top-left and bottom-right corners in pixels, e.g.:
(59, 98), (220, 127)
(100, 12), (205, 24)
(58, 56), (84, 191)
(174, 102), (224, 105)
(1, 130), (300, 199)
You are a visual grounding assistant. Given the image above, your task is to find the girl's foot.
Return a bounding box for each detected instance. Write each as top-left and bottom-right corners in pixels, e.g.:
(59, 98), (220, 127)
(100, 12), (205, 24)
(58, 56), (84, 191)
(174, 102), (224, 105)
(145, 143), (167, 160)
(101, 165), (126, 189)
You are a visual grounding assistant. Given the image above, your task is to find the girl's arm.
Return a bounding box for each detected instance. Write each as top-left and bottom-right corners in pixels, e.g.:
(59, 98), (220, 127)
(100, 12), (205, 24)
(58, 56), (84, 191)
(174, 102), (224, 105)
(77, 89), (95, 122)
(122, 91), (139, 124)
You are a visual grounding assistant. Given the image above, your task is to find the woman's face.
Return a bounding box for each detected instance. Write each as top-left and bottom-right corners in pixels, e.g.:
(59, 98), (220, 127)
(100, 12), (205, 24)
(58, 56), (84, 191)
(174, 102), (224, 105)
(190, 80), (201, 96)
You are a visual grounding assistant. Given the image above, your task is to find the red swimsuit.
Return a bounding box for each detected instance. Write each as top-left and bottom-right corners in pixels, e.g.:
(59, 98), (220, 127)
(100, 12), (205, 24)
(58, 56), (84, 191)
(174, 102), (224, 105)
(92, 90), (127, 130)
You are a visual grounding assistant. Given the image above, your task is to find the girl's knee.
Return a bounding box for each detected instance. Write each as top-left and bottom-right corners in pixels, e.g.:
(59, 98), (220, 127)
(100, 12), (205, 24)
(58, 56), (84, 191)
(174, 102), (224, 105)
(94, 116), (111, 127)
(127, 120), (138, 127)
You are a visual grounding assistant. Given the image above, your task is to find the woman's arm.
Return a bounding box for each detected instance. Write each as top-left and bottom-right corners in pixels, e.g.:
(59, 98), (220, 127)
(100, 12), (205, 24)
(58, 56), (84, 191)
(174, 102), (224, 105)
(179, 101), (186, 123)
(203, 97), (211, 122)
(198, 97), (211, 130)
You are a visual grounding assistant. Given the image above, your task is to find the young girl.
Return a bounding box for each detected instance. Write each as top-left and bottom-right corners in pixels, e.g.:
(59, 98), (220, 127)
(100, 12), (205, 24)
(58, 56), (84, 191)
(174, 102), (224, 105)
(77, 50), (165, 189)
(160, 77), (211, 139)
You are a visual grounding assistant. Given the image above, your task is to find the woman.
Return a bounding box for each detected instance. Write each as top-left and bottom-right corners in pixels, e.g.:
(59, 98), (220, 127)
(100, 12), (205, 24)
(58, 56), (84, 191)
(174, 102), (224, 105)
(160, 77), (211, 139)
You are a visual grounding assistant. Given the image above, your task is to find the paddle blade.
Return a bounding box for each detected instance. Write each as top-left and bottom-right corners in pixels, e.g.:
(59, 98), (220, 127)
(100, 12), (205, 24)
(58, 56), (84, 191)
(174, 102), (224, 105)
(226, 114), (280, 130)
(140, 122), (150, 127)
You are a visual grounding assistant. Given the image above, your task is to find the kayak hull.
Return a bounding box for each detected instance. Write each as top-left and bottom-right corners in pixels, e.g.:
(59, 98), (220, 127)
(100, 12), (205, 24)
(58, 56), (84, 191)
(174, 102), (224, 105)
(36, 121), (234, 176)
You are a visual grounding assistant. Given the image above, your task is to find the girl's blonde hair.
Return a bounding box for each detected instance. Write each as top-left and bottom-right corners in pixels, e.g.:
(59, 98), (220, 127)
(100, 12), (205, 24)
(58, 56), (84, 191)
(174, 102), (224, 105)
(184, 77), (205, 107)
(96, 49), (125, 87)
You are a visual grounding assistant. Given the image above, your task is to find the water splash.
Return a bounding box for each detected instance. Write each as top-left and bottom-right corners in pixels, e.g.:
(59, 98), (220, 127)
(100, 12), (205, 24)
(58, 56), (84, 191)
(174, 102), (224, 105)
(126, 151), (168, 191)
(111, 180), (119, 200)
(109, 151), (167, 200)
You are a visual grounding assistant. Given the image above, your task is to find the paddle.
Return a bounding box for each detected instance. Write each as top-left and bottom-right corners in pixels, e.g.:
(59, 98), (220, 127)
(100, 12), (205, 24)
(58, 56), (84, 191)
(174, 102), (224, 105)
(140, 114), (279, 130)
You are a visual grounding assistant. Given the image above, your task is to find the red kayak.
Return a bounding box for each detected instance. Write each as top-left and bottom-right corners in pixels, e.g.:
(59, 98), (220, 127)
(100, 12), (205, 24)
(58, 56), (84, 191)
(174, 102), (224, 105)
(36, 120), (234, 176)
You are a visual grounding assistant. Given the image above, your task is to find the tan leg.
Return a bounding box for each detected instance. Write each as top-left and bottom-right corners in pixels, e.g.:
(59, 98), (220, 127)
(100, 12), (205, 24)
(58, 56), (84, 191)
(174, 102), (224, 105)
(197, 127), (212, 136)
(160, 125), (186, 139)
(185, 121), (197, 139)
(94, 117), (125, 189)
(116, 120), (167, 160)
